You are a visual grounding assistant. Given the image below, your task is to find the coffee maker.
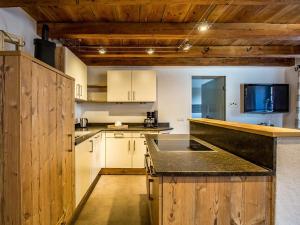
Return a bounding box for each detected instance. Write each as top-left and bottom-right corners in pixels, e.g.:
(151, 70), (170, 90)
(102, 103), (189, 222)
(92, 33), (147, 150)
(144, 111), (158, 128)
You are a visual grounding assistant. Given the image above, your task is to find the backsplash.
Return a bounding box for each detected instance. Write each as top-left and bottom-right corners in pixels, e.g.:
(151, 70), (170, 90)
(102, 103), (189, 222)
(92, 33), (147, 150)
(76, 102), (156, 123)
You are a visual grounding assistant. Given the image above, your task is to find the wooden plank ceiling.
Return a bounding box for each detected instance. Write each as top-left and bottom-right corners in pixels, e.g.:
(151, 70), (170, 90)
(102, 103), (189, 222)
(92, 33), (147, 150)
(3, 0), (300, 66)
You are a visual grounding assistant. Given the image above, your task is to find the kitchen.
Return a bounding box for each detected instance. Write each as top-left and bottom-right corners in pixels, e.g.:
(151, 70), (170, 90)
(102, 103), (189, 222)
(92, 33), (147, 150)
(1, 2), (300, 225)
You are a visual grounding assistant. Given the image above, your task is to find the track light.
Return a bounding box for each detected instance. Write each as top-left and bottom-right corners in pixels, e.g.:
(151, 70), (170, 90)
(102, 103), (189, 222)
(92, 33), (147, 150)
(98, 47), (106, 54)
(146, 48), (155, 55)
(182, 43), (192, 51)
(198, 21), (211, 32)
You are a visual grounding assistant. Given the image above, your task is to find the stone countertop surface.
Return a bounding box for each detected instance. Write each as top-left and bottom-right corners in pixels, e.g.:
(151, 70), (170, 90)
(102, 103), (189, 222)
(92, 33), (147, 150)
(145, 134), (273, 176)
(75, 125), (173, 145)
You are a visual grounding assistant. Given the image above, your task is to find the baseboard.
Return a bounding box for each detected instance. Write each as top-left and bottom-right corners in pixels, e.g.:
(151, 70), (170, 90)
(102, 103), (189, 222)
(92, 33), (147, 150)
(69, 174), (101, 225)
(100, 168), (146, 175)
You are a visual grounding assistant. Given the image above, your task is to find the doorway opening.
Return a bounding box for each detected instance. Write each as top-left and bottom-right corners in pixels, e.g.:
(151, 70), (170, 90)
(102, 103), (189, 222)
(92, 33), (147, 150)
(192, 76), (226, 120)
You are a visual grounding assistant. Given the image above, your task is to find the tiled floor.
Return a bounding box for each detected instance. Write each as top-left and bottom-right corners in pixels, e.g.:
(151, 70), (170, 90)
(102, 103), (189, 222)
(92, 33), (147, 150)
(74, 175), (150, 225)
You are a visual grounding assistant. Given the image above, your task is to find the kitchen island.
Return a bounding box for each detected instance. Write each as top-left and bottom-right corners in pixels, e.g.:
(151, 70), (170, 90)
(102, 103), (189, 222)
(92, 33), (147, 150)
(144, 119), (300, 225)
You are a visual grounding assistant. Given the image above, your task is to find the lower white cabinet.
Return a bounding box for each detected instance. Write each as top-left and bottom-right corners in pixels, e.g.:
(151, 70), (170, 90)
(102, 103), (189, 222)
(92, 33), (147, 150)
(105, 131), (157, 168)
(75, 132), (102, 207)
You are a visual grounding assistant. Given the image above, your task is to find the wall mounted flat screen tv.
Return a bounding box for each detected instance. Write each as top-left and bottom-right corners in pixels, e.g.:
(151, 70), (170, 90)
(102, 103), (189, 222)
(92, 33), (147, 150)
(243, 84), (289, 113)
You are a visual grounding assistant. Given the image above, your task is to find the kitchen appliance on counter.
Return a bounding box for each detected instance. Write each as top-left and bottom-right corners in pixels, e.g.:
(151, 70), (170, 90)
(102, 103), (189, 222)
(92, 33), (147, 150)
(79, 118), (88, 128)
(144, 111), (158, 128)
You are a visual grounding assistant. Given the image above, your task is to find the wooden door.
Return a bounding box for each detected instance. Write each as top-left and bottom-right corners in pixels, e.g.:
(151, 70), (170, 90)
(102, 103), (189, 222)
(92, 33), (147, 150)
(57, 74), (75, 223)
(132, 137), (147, 168)
(106, 137), (132, 168)
(107, 70), (132, 102)
(132, 70), (156, 102)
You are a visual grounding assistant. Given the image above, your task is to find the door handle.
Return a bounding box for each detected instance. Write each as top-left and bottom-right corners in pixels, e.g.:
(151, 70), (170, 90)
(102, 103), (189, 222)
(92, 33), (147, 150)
(128, 91), (130, 101)
(80, 85), (82, 97)
(148, 178), (154, 201)
(133, 140), (136, 153)
(133, 91), (135, 101)
(128, 140), (130, 153)
(68, 134), (73, 152)
(89, 140), (94, 152)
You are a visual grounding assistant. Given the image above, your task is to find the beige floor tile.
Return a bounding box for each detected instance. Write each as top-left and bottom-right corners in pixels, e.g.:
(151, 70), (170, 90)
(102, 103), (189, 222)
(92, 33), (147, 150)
(74, 175), (150, 225)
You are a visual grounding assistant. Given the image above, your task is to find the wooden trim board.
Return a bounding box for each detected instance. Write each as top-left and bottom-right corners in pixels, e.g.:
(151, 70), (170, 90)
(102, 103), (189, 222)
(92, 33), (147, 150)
(100, 168), (146, 175)
(190, 118), (300, 137)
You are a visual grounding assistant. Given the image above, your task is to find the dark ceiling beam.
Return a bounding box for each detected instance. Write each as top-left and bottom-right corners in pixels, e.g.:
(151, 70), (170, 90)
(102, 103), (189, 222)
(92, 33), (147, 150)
(75, 46), (300, 58)
(37, 22), (300, 41)
(1, 0), (300, 7)
(82, 57), (295, 66)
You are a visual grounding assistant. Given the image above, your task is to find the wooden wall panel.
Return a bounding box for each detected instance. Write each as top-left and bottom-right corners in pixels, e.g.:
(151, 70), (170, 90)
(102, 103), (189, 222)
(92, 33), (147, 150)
(31, 62), (40, 225)
(20, 56), (33, 225)
(3, 56), (21, 225)
(0, 55), (4, 225)
(162, 176), (273, 225)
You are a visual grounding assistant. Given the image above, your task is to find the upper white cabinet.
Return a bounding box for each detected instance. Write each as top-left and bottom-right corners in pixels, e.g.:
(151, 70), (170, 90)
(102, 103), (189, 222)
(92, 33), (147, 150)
(56, 47), (87, 100)
(107, 70), (132, 102)
(107, 70), (156, 102)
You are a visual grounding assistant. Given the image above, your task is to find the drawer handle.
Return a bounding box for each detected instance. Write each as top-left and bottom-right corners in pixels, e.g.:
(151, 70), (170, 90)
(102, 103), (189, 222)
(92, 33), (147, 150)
(114, 132), (124, 138)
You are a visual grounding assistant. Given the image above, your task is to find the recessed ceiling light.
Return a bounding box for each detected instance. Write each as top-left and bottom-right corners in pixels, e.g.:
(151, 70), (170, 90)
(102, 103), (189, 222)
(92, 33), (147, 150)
(146, 48), (155, 55)
(98, 47), (106, 54)
(182, 43), (192, 51)
(198, 21), (211, 32)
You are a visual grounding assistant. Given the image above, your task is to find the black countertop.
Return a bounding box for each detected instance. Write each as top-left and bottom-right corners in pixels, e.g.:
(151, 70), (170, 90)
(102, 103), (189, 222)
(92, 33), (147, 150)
(75, 124), (173, 145)
(145, 134), (273, 176)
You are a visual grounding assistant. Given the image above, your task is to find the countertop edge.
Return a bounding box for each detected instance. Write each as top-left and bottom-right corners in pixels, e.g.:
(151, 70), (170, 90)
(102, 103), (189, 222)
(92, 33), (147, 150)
(189, 118), (300, 138)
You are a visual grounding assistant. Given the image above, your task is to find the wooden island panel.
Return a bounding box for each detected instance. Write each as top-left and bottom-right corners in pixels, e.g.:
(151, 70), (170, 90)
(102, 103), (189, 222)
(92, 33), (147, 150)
(162, 176), (273, 225)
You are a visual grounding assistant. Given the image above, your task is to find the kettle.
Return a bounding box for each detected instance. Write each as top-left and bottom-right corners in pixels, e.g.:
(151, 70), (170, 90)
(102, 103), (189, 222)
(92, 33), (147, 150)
(80, 118), (88, 128)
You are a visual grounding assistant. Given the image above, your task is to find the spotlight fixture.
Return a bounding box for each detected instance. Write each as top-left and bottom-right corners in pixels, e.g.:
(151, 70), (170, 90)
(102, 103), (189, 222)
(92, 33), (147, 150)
(146, 48), (155, 55)
(198, 21), (211, 32)
(182, 43), (192, 51)
(98, 47), (106, 54)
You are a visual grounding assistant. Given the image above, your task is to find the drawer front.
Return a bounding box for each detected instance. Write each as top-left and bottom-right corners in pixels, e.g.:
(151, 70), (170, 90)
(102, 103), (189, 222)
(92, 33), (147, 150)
(105, 131), (132, 138)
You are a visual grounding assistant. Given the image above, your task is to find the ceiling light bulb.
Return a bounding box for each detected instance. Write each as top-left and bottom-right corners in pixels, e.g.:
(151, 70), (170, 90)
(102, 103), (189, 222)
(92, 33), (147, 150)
(182, 43), (192, 51)
(146, 48), (155, 55)
(98, 48), (106, 54)
(198, 21), (210, 32)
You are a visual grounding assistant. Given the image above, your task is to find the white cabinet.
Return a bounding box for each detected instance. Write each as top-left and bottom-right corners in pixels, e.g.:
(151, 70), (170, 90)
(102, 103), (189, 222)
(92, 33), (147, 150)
(107, 70), (156, 102)
(75, 137), (93, 206)
(106, 133), (132, 168)
(56, 47), (87, 100)
(132, 70), (156, 102)
(107, 70), (132, 102)
(75, 132), (102, 207)
(132, 137), (147, 168)
(105, 131), (158, 168)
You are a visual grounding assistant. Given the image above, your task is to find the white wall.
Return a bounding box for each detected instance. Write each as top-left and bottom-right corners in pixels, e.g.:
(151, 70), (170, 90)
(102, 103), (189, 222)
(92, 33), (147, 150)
(80, 66), (288, 133)
(0, 8), (37, 55)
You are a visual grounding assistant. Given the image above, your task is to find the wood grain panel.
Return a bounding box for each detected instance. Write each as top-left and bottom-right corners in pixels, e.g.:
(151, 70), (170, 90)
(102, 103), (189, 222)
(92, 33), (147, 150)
(3, 56), (21, 225)
(0, 56), (3, 225)
(83, 57), (295, 66)
(20, 56), (33, 225)
(162, 176), (272, 225)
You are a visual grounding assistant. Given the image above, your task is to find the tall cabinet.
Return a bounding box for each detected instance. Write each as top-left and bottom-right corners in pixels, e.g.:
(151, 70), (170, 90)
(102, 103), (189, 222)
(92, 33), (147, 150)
(0, 51), (75, 225)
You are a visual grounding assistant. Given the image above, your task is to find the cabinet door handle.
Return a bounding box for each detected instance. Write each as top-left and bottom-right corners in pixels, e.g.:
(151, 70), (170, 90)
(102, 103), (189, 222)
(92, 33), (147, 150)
(128, 140), (130, 152)
(128, 91), (130, 101)
(148, 178), (154, 201)
(133, 91), (135, 101)
(133, 140), (136, 152)
(89, 140), (94, 152)
(68, 134), (73, 152)
(80, 85), (82, 97)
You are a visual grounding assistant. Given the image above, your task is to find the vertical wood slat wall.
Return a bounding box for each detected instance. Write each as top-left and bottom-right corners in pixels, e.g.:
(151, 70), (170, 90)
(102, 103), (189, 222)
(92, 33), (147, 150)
(0, 52), (75, 225)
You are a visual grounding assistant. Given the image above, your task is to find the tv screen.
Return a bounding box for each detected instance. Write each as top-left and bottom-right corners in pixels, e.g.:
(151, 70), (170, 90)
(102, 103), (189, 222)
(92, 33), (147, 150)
(244, 84), (289, 113)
